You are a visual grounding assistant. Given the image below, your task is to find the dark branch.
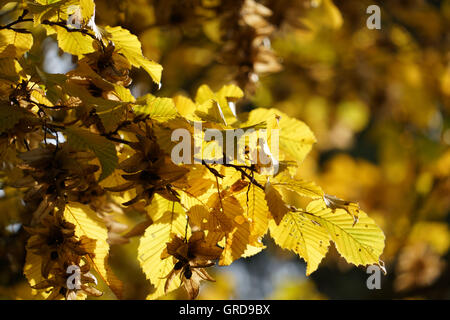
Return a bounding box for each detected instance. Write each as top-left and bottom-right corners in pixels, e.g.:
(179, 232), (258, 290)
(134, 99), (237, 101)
(0, 11), (33, 33)
(102, 134), (134, 146)
(222, 162), (265, 190)
(41, 20), (98, 42)
(197, 158), (265, 191)
(201, 160), (225, 179)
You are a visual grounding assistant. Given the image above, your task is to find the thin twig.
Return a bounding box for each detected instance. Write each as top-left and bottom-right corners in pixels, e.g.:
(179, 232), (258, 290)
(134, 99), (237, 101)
(222, 162), (265, 190)
(215, 175), (224, 214)
(102, 135), (134, 146)
(42, 19), (99, 42)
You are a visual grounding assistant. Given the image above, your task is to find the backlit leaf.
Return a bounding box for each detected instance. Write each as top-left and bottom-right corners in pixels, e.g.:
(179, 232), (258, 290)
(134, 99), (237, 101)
(64, 202), (123, 299)
(134, 94), (178, 121)
(304, 199), (385, 267)
(138, 202), (188, 300)
(104, 26), (162, 84)
(269, 211), (330, 275)
(265, 180), (289, 225)
(0, 30), (33, 58)
(54, 26), (95, 56)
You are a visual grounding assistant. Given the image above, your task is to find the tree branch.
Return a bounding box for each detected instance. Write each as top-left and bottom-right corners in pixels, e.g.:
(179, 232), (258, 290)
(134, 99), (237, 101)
(0, 10), (33, 33)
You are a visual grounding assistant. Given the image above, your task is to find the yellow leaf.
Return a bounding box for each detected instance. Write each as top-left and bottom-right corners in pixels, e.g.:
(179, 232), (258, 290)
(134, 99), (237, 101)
(80, 0), (95, 22)
(219, 219), (253, 266)
(208, 192), (245, 233)
(265, 180), (289, 225)
(217, 84), (244, 119)
(269, 211), (330, 275)
(180, 180), (245, 233)
(217, 84), (244, 102)
(179, 188), (216, 231)
(215, 188), (265, 265)
(0, 30), (33, 58)
(23, 251), (51, 299)
(28, 0), (78, 25)
(147, 194), (180, 222)
(173, 95), (197, 119)
(320, 0), (343, 29)
(272, 175), (324, 199)
(235, 183), (270, 242)
(54, 26), (95, 56)
(304, 199), (385, 267)
(64, 202), (123, 299)
(99, 167), (136, 205)
(301, 0), (343, 31)
(134, 94), (179, 121)
(112, 84), (135, 102)
(195, 84), (240, 126)
(105, 26), (162, 84)
(138, 203), (188, 300)
(195, 99), (227, 126)
(31, 90), (54, 107)
(241, 243), (266, 258)
(0, 57), (24, 82)
(245, 108), (316, 164)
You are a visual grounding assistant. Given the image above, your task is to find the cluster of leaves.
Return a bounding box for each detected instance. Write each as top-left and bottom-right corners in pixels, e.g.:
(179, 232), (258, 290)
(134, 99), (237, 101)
(258, 0), (450, 299)
(0, 0), (385, 300)
(94, 0), (450, 299)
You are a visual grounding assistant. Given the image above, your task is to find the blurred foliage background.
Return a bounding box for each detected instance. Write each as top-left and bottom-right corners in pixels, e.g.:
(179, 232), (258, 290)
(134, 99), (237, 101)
(1, 0), (449, 299)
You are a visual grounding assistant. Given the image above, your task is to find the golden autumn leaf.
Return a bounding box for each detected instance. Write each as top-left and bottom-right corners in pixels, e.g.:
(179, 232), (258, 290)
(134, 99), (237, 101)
(134, 94), (179, 121)
(0, 30), (33, 58)
(271, 174), (324, 199)
(80, 0), (95, 22)
(54, 26), (95, 56)
(220, 219), (265, 266)
(138, 201), (189, 300)
(0, 0), (403, 301)
(269, 211), (330, 275)
(23, 251), (51, 299)
(265, 180), (290, 225)
(104, 26), (162, 84)
(304, 199), (385, 268)
(64, 203), (123, 299)
(235, 182), (270, 242)
(245, 108), (316, 164)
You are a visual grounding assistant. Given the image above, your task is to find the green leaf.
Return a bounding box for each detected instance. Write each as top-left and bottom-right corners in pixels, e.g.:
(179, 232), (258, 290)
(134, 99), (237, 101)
(64, 127), (118, 180)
